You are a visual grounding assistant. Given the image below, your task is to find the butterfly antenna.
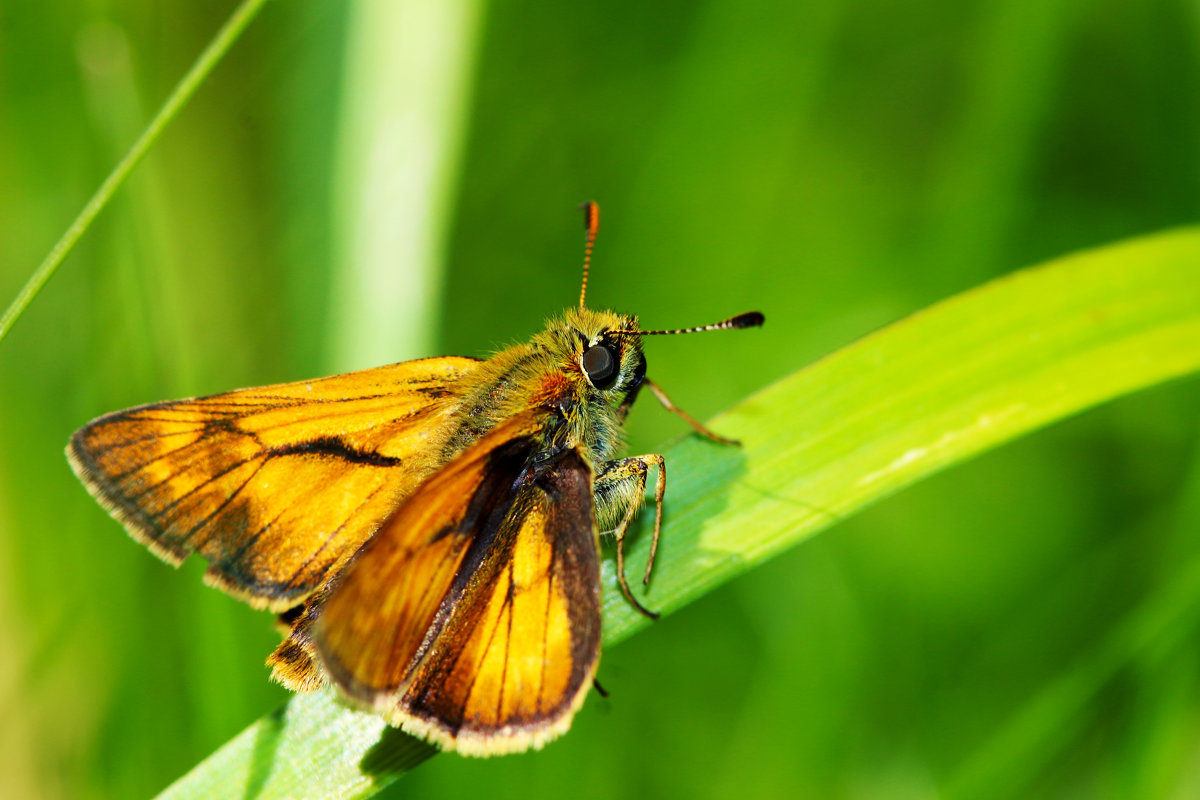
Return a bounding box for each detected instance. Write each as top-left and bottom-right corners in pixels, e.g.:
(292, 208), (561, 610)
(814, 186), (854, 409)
(615, 310), (765, 336)
(579, 201), (600, 309)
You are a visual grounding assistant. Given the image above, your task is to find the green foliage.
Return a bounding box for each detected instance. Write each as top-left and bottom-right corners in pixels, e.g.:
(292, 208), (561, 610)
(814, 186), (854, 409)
(1, 1), (1198, 799)
(0, 0), (271, 344)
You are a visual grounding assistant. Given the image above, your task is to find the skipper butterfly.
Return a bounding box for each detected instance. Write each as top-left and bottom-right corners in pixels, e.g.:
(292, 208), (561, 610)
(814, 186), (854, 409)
(67, 203), (763, 755)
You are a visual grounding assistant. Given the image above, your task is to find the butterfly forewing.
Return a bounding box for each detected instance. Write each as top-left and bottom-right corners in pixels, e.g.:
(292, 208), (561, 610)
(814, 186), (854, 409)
(315, 431), (601, 755)
(67, 356), (479, 611)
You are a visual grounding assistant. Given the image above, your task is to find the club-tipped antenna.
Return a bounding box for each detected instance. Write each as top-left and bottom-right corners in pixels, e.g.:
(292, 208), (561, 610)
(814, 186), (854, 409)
(615, 310), (765, 336)
(579, 201), (600, 309)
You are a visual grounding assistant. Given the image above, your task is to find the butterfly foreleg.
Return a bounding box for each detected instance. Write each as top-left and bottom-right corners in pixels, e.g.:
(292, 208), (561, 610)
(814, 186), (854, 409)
(593, 454), (665, 621)
(643, 377), (739, 446)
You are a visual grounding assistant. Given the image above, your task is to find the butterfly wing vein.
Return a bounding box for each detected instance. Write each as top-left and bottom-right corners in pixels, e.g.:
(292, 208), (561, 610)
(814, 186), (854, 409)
(66, 357), (479, 611)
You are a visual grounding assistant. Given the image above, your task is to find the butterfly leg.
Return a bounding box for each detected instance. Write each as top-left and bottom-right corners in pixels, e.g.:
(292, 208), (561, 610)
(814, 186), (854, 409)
(594, 454), (665, 621)
(644, 377), (740, 446)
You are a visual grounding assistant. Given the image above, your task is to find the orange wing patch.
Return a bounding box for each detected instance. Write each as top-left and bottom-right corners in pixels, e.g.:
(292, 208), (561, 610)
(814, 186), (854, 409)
(67, 356), (479, 611)
(314, 439), (601, 755)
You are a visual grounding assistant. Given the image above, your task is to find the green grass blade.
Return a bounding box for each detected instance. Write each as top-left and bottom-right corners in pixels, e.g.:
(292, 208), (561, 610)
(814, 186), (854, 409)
(326, 0), (485, 370)
(156, 227), (1200, 799)
(0, 0), (271, 345)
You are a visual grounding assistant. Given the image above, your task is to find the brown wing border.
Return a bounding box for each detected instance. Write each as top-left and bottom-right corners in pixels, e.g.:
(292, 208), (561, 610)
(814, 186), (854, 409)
(67, 416), (195, 566)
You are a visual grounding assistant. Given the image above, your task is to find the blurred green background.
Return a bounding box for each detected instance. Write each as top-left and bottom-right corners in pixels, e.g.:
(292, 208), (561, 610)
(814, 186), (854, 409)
(2, 1), (1199, 798)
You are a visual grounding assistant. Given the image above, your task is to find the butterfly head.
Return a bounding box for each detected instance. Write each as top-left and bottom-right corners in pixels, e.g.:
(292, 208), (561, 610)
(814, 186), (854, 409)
(553, 307), (647, 398)
(561, 202), (764, 402)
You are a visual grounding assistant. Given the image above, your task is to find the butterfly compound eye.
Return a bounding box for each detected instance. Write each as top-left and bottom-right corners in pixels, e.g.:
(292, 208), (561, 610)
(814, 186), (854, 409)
(582, 344), (618, 389)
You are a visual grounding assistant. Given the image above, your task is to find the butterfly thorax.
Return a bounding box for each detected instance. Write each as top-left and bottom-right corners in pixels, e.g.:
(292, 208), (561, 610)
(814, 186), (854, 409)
(439, 307), (645, 472)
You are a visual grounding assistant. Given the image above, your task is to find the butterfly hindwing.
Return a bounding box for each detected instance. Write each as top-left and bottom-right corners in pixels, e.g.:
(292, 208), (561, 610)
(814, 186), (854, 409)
(67, 356), (479, 611)
(313, 418), (601, 755)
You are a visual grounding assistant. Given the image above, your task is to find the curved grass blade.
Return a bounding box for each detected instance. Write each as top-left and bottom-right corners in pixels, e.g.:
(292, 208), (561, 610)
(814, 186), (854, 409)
(0, 0), (271, 345)
(157, 227), (1200, 799)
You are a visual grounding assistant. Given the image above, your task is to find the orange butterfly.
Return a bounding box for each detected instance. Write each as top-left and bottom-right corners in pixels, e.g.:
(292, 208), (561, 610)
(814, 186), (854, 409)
(67, 203), (763, 755)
